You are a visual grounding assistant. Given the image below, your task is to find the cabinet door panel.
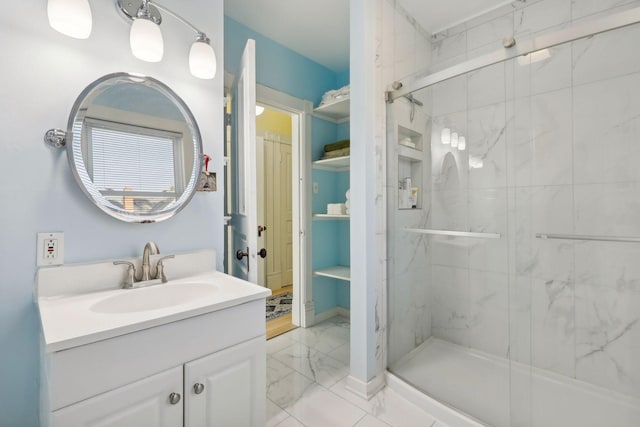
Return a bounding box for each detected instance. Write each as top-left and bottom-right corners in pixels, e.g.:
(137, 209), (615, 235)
(185, 336), (266, 427)
(51, 366), (182, 427)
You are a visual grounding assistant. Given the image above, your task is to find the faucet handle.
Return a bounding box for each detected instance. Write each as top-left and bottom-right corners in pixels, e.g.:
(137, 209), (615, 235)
(155, 255), (175, 283)
(113, 261), (136, 289)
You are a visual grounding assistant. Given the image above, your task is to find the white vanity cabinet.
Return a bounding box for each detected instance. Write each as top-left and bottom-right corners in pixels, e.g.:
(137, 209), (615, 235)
(49, 336), (265, 427)
(38, 254), (270, 427)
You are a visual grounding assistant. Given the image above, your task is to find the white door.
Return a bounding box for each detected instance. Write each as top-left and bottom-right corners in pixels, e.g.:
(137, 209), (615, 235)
(230, 39), (258, 283)
(184, 337), (266, 427)
(51, 367), (183, 427)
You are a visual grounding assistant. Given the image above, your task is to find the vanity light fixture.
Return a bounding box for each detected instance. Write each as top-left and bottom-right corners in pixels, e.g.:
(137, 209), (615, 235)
(256, 106), (265, 116)
(458, 136), (466, 151)
(47, 0), (93, 39)
(451, 132), (459, 148)
(441, 128), (451, 145)
(118, 0), (217, 79)
(47, 0), (217, 79)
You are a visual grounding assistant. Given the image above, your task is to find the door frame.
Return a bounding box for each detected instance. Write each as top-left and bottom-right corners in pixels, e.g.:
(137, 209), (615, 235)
(256, 84), (313, 328)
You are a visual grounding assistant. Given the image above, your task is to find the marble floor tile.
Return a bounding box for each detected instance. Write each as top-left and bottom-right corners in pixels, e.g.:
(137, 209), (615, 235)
(273, 341), (349, 388)
(268, 333), (296, 355)
(289, 321), (350, 354)
(328, 342), (351, 365)
(268, 356), (295, 386)
(275, 416), (306, 427)
(266, 317), (449, 427)
(355, 414), (391, 427)
(285, 383), (366, 427)
(267, 399), (289, 427)
(267, 371), (315, 409)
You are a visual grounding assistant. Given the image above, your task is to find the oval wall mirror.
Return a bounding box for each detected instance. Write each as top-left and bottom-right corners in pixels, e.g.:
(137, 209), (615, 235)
(64, 73), (203, 223)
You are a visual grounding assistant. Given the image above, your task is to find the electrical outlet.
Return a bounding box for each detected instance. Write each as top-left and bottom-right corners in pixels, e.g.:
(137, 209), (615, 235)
(37, 232), (64, 266)
(313, 182), (319, 194)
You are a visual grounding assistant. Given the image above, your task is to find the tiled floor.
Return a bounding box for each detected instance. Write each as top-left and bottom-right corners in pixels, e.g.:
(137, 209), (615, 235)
(266, 317), (449, 427)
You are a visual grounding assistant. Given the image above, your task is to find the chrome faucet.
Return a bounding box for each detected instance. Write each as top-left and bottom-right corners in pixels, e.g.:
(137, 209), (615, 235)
(140, 241), (159, 281)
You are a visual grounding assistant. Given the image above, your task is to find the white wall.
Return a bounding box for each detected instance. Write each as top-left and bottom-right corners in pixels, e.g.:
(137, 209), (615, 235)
(0, 1), (224, 424)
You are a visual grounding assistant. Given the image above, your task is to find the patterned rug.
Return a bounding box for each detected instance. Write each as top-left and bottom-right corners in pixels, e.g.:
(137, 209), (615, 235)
(266, 291), (293, 321)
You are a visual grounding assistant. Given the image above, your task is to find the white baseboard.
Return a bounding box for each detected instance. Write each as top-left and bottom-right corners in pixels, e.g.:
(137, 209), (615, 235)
(385, 372), (484, 427)
(301, 301), (315, 328)
(345, 374), (386, 400)
(312, 307), (350, 325)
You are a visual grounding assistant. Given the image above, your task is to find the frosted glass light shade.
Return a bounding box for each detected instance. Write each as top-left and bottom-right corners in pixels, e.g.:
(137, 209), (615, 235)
(451, 132), (459, 148)
(130, 18), (164, 62)
(458, 136), (466, 150)
(48, 0), (92, 39)
(441, 128), (451, 145)
(189, 40), (217, 79)
(256, 106), (265, 116)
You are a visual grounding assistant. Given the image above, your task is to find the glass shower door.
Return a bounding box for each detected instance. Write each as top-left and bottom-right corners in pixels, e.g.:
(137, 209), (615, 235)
(511, 20), (640, 427)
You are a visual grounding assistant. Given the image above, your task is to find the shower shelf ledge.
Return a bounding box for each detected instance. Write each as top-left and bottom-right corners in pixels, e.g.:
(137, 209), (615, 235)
(404, 228), (501, 239)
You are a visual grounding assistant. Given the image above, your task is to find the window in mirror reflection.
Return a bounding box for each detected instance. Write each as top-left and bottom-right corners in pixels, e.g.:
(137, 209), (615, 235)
(84, 119), (185, 212)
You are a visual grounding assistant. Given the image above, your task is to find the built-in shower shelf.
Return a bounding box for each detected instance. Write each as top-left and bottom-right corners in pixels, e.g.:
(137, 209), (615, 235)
(313, 266), (351, 282)
(398, 145), (422, 162)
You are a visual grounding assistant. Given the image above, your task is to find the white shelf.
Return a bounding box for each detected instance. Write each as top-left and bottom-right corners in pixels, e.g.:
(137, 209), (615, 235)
(314, 97), (350, 122)
(313, 214), (350, 220)
(312, 155), (350, 171)
(314, 266), (351, 282)
(397, 144), (423, 162)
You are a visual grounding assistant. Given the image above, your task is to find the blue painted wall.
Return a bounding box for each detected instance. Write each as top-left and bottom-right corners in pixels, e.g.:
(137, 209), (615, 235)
(225, 16), (339, 106)
(0, 1), (224, 425)
(226, 16), (350, 316)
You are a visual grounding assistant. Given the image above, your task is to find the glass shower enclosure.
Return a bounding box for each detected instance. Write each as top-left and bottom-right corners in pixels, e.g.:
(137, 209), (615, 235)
(386, 10), (640, 427)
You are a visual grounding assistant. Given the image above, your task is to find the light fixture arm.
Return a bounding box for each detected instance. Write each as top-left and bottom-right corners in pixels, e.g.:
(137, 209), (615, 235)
(117, 0), (209, 41)
(148, 1), (206, 38)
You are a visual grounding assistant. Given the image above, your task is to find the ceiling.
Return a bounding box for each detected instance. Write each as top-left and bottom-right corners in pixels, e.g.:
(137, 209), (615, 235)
(224, 0), (510, 73)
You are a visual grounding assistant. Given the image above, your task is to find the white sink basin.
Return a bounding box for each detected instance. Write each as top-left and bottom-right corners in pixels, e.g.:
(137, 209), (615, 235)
(90, 282), (218, 314)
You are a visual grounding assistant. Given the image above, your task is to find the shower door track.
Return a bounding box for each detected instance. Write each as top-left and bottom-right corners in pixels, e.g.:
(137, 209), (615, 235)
(387, 6), (640, 101)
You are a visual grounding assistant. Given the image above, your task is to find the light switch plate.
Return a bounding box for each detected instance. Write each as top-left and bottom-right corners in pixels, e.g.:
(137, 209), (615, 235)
(37, 232), (65, 266)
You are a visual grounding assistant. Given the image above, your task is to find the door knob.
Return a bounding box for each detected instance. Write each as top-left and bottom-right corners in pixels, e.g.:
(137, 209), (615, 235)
(193, 383), (205, 394)
(236, 248), (249, 260)
(168, 392), (181, 405)
(258, 225), (267, 237)
(258, 248), (267, 258)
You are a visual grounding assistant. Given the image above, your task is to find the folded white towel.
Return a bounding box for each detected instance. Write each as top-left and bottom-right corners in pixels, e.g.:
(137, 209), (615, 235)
(327, 203), (346, 215)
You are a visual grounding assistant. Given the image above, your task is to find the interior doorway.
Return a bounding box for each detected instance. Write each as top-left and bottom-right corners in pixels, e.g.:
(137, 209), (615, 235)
(224, 78), (314, 337)
(257, 106), (296, 338)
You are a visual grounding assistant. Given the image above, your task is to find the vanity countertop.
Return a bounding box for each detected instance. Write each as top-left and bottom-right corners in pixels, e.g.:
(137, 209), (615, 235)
(36, 251), (270, 353)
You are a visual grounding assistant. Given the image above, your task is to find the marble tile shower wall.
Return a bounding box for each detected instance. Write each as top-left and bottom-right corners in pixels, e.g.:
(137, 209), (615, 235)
(377, 0), (433, 368)
(428, 0), (640, 399)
